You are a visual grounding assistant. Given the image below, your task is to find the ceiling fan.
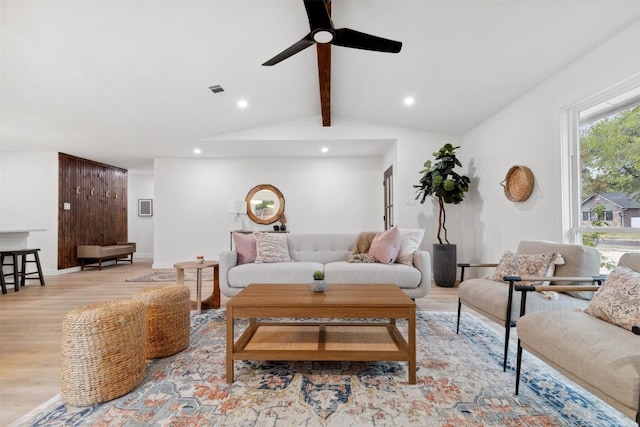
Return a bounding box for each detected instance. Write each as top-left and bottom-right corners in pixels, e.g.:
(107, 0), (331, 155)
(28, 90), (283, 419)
(262, 0), (402, 126)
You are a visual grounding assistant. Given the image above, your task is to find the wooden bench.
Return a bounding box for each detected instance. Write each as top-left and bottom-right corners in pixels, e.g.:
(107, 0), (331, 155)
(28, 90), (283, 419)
(77, 242), (136, 270)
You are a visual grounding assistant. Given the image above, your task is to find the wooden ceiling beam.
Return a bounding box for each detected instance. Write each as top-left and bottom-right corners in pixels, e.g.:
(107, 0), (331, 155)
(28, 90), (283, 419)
(316, 0), (331, 127)
(317, 44), (331, 127)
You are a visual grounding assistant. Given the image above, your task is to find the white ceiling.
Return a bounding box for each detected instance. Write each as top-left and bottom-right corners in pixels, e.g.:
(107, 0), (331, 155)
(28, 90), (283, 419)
(2, 0), (640, 172)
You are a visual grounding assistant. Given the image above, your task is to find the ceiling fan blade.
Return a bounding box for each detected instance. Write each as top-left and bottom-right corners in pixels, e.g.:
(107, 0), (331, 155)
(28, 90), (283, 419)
(262, 34), (316, 66)
(303, 0), (333, 30)
(332, 28), (402, 53)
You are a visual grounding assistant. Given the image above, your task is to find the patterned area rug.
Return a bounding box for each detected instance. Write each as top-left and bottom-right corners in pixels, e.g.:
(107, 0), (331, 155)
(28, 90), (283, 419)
(126, 270), (214, 282)
(14, 311), (633, 427)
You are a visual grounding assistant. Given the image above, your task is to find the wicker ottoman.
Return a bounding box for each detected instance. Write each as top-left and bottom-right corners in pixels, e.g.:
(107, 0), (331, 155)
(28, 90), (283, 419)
(133, 284), (191, 358)
(61, 300), (146, 406)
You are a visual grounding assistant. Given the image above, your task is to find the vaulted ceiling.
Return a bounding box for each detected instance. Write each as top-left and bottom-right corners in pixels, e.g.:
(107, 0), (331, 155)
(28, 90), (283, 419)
(2, 0), (640, 171)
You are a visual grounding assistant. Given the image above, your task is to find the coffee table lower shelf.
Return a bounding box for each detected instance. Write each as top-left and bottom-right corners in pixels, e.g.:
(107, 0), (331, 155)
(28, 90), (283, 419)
(228, 321), (414, 383)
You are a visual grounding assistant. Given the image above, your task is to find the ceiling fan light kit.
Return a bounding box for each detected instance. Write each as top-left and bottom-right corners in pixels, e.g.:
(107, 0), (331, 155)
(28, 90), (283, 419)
(313, 30), (334, 43)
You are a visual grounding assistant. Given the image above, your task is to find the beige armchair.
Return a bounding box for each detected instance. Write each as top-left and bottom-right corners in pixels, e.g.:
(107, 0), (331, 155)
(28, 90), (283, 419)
(515, 253), (640, 424)
(456, 240), (602, 371)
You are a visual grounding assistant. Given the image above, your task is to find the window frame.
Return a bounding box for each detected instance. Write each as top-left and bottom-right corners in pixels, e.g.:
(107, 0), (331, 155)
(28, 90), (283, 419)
(561, 73), (640, 244)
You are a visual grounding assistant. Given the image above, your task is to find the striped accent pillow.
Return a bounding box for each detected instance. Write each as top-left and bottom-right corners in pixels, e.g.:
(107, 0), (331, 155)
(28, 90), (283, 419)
(255, 233), (292, 263)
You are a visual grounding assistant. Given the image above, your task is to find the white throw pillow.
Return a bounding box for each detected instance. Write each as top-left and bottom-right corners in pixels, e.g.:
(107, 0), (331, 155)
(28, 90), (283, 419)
(254, 233), (292, 263)
(395, 228), (425, 266)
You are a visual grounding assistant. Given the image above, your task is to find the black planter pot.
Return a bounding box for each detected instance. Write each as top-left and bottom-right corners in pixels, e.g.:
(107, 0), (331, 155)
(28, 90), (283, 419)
(432, 243), (457, 287)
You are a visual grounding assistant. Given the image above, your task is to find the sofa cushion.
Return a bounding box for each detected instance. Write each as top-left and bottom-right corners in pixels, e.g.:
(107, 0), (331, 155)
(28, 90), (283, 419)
(324, 261), (421, 289)
(232, 232), (257, 265)
(458, 278), (589, 324)
(255, 233), (291, 263)
(491, 251), (564, 285)
(517, 311), (640, 413)
(517, 240), (601, 299)
(619, 253), (640, 271)
(287, 234), (354, 264)
(77, 244), (135, 258)
(396, 228), (425, 266)
(227, 261), (324, 289)
(585, 265), (640, 332)
(369, 226), (401, 264)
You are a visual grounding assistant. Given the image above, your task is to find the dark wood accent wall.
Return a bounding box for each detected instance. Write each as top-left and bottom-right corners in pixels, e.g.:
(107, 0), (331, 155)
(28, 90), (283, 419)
(58, 153), (128, 269)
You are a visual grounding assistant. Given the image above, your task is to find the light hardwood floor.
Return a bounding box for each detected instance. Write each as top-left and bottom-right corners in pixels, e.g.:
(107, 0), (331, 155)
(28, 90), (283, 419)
(0, 258), (469, 425)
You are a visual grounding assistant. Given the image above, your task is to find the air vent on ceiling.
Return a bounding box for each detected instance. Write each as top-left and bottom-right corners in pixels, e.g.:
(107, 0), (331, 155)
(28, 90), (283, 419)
(208, 85), (224, 94)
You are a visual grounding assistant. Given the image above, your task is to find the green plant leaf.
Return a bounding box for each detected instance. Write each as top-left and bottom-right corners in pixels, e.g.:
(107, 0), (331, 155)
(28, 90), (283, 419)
(414, 143), (470, 243)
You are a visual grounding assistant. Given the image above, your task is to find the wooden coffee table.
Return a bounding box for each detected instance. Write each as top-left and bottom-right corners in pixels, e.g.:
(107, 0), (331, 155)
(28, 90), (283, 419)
(226, 283), (416, 384)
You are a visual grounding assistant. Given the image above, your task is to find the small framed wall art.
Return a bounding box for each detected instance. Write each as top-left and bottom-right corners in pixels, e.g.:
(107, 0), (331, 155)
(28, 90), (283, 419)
(138, 199), (153, 217)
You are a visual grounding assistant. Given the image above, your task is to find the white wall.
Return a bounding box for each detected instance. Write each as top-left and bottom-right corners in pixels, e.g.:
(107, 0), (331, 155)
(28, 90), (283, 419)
(0, 124), (460, 273)
(127, 172), (154, 258)
(458, 20), (640, 267)
(151, 123), (461, 268)
(0, 152), (58, 274)
(0, 152), (154, 274)
(4, 21), (638, 275)
(392, 128), (463, 251)
(152, 156), (385, 268)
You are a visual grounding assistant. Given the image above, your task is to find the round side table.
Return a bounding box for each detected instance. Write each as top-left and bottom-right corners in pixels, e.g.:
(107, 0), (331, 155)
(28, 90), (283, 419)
(173, 260), (220, 312)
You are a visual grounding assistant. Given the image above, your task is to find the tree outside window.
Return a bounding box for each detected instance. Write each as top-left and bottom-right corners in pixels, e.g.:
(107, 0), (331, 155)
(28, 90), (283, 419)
(578, 100), (640, 271)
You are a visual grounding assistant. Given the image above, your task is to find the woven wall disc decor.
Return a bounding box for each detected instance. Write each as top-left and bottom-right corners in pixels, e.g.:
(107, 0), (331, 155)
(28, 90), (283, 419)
(500, 165), (534, 202)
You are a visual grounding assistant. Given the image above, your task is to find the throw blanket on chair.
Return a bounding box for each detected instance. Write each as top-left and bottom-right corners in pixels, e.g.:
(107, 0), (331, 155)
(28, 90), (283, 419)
(348, 231), (378, 263)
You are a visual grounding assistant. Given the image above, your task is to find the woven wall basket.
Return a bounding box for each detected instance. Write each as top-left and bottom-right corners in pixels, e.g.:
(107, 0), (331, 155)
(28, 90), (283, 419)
(501, 165), (534, 202)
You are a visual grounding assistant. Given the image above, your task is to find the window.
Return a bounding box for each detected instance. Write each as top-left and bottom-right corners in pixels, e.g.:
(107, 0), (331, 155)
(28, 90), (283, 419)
(563, 79), (640, 272)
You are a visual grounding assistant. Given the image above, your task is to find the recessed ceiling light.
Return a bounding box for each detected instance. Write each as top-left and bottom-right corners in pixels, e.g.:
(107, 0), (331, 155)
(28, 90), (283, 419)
(237, 99), (248, 109)
(321, 147), (329, 153)
(193, 148), (202, 155)
(403, 96), (415, 106)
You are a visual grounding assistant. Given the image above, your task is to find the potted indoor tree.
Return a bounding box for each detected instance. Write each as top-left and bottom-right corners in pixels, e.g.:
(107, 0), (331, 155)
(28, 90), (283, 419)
(414, 143), (470, 287)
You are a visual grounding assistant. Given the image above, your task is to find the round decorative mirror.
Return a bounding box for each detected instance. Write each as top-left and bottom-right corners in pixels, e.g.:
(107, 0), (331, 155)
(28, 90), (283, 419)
(245, 184), (285, 225)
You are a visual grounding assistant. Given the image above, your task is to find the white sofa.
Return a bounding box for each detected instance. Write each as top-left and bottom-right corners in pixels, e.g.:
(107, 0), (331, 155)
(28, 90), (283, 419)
(219, 233), (431, 299)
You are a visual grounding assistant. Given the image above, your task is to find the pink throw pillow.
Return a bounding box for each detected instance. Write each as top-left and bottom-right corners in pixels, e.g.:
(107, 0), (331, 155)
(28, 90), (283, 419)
(232, 232), (257, 265)
(368, 227), (401, 264)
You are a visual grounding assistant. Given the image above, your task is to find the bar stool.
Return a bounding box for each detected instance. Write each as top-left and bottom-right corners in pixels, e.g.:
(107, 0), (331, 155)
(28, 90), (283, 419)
(0, 251), (19, 294)
(18, 249), (45, 287)
(0, 249), (45, 294)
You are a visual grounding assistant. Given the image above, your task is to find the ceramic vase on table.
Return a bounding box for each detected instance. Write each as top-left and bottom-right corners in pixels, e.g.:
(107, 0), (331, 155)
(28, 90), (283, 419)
(311, 280), (326, 292)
